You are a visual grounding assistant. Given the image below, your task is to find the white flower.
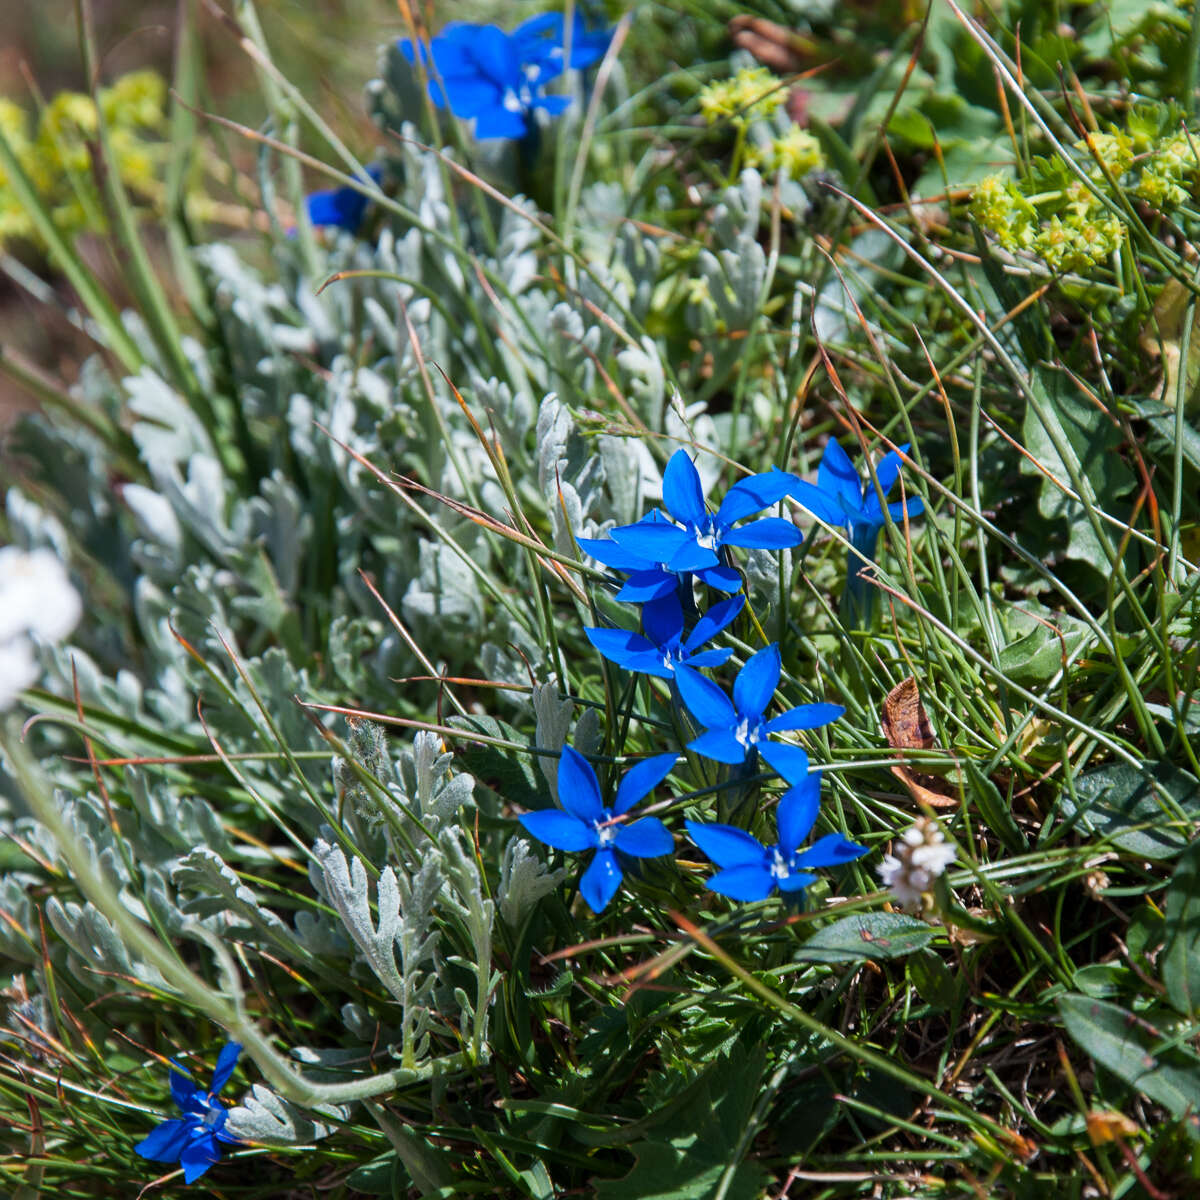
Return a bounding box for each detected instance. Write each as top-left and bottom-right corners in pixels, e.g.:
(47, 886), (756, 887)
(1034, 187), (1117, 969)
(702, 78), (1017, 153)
(0, 546), (82, 712)
(0, 638), (38, 710)
(878, 818), (956, 910)
(0, 547), (82, 643)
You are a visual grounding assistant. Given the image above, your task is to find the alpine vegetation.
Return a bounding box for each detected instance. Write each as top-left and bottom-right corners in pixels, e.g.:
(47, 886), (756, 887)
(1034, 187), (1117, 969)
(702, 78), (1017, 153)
(2, 0), (1199, 1196)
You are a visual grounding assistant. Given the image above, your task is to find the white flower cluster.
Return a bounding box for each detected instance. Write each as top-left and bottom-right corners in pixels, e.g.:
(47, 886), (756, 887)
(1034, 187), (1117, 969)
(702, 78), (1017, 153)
(877, 818), (956, 909)
(0, 547), (81, 711)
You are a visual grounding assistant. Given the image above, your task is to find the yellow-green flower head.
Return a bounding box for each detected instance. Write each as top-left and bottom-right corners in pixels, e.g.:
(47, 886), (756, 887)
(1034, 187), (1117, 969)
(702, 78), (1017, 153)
(698, 66), (786, 128)
(1065, 178), (1100, 220)
(1135, 167), (1187, 209)
(36, 91), (99, 180)
(100, 70), (167, 130)
(1079, 129), (1133, 175)
(1033, 215), (1072, 271)
(754, 125), (824, 178)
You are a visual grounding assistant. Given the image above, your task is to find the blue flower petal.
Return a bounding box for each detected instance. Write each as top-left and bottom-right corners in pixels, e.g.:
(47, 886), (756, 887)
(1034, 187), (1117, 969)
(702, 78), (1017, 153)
(610, 521), (689, 561)
(136, 1118), (194, 1163)
(775, 869), (817, 893)
(561, 15), (613, 69)
(887, 496), (923, 523)
(666, 538), (720, 573)
(613, 816), (674, 857)
(787, 479), (848, 525)
(616, 569), (679, 603)
(732, 643), (781, 721)
(680, 648), (734, 670)
(720, 516), (803, 550)
(585, 626), (651, 668)
(473, 104), (531, 140)
(534, 93), (571, 117)
(695, 563), (743, 592)
(557, 746), (604, 823)
(762, 702), (844, 733)
(685, 819), (765, 869)
(169, 1068), (202, 1113)
(775, 776), (821, 854)
(641, 592), (684, 650)
(519, 809), (595, 852)
(577, 535), (654, 571)
(613, 752), (678, 815)
(682, 594), (744, 655)
(757, 740), (810, 784)
(706, 863), (775, 901)
(662, 450), (708, 528)
(873, 444), (909, 499)
(818, 437), (864, 509)
(675, 666), (737, 729)
(210, 1043), (242, 1095)
(715, 468), (797, 526)
(580, 848), (623, 913)
(180, 1133), (222, 1184)
(793, 833), (870, 869)
(618, 650), (676, 678)
(687, 728), (747, 763)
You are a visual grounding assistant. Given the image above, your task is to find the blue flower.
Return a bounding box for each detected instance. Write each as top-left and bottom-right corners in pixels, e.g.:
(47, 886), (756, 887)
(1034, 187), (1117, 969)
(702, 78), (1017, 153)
(305, 164), (383, 232)
(578, 511), (721, 603)
(788, 440), (923, 625)
(608, 450), (802, 580)
(519, 745), (676, 913)
(400, 12), (612, 141)
(584, 591), (744, 679)
(135, 1042), (242, 1184)
(675, 643), (842, 783)
(686, 773), (867, 902)
(788, 439), (923, 545)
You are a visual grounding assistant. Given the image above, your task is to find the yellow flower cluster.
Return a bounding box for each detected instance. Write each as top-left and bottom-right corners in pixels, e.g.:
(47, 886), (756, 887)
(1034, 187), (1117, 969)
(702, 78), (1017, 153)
(697, 67), (786, 128)
(972, 114), (1200, 276)
(748, 125), (825, 180)
(0, 70), (167, 247)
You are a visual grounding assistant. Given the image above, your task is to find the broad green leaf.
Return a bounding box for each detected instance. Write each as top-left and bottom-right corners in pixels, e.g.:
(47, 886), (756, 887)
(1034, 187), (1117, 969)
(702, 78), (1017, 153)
(797, 913), (936, 963)
(1163, 841), (1200, 1017)
(1054, 762), (1200, 859)
(1058, 994), (1200, 1140)
(907, 948), (960, 1010)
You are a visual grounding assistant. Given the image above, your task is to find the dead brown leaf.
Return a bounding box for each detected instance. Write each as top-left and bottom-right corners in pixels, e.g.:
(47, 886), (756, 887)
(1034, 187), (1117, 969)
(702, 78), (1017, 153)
(881, 676), (957, 809)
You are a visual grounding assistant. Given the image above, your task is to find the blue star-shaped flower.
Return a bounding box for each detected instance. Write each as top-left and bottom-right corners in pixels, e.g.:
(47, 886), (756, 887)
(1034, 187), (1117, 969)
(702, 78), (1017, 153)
(686, 773), (867, 901)
(519, 744), (676, 913)
(135, 1042), (242, 1184)
(399, 13), (612, 141)
(305, 164), (383, 232)
(675, 643), (843, 783)
(608, 450), (802, 578)
(788, 439), (924, 547)
(584, 592), (744, 679)
(577, 510), (735, 603)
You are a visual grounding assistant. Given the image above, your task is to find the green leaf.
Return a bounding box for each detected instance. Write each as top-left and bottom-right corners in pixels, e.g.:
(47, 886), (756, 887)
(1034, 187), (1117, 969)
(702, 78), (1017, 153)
(1058, 994), (1200, 1139)
(1054, 762), (1200, 859)
(347, 1154), (406, 1195)
(448, 714), (552, 808)
(907, 948), (960, 1010)
(593, 1045), (768, 1200)
(797, 913), (936, 963)
(1163, 840), (1200, 1017)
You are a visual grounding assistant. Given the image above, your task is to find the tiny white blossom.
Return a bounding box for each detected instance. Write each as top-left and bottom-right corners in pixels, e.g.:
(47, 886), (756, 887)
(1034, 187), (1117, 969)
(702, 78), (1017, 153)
(0, 638), (38, 711)
(0, 547), (82, 712)
(878, 818), (956, 910)
(0, 547), (82, 643)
